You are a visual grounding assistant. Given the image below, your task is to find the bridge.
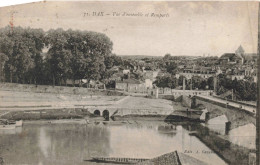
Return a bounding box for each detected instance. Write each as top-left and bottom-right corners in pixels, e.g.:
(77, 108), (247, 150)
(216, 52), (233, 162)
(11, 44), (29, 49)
(164, 89), (256, 115)
(79, 106), (119, 120)
(197, 95), (256, 115)
(160, 89), (213, 97)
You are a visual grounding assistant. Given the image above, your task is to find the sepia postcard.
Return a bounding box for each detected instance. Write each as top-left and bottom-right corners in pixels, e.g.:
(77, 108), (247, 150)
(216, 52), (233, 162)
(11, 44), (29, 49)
(0, 1), (259, 165)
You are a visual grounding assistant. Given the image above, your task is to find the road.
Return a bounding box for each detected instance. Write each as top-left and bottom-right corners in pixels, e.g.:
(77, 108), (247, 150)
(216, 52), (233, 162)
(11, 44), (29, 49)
(198, 95), (256, 115)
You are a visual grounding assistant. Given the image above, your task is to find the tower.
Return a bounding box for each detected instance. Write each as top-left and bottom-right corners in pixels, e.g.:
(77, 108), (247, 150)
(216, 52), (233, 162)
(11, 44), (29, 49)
(235, 45), (245, 64)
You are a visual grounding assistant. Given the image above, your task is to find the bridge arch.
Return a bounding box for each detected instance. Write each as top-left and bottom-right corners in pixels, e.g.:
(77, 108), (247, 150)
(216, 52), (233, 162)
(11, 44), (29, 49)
(94, 109), (101, 116)
(102, 110), (110, 121)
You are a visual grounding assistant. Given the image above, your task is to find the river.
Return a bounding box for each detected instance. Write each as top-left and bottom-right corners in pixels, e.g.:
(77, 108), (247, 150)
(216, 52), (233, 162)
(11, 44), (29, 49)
(0, 121), (227, 165)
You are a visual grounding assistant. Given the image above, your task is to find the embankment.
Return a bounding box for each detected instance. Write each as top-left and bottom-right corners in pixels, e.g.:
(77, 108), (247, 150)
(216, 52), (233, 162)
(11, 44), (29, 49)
(0, 83), (125, 96)
(193, 124), (255, 165)
(0, 108), (92, 120)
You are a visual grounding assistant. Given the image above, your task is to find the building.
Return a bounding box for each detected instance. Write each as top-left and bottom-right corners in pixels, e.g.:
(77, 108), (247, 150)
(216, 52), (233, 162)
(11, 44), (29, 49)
(115, 79), (146, 93)
(145, 79), (153, 89)
(176, 66), (216, 80)
(123, 69), (130, 75)
(244, 67), (256, 77)
(230, 75), (245, 81)
(219, 45), (257, 65)
(144, 70), (159, 82)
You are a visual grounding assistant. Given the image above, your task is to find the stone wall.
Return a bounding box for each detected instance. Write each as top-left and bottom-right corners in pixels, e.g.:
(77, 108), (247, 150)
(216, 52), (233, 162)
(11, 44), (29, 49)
(0, 83), (125, 96)
(181, 95), (192, 108)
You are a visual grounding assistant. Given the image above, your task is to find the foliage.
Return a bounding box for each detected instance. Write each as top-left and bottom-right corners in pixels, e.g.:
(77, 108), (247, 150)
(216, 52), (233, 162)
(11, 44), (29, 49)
(0, 26), (45, 83)
(154, 74), (177, 89)
(159, 54), (178, 75)
(216, 74), (257, 101)
(0, 26), (114, 86)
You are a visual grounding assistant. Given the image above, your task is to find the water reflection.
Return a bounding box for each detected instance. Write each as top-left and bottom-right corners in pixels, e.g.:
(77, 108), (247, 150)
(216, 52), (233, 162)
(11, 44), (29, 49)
(0, 127), (22, 135)
(206, 115), (228, 135)
(38, 127), (51, 158)
(0, 122), (227, 165)
(228, 123), (256, 149)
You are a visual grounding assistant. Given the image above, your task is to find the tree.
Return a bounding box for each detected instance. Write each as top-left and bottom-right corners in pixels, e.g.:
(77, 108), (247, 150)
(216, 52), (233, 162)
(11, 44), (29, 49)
(0, 53), (8, 82)
(45, 28), (71, 86)
(154, 74), (176, 93)
(199, 80), (207, 90)
(160, 54), (177, 75)
(162, 53), (171, 61)
(0, 26), (45, 84)
(165, 61), (177, 75)
(0, 27), (15, 82)
(207, 77), (214, 90)
(0, 26), (116, 87)
(178, 75), (185, 86)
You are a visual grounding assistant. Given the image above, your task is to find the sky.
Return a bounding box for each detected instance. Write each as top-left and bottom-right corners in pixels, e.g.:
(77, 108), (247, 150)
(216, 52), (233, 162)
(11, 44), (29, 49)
(0, 1), (258, 56)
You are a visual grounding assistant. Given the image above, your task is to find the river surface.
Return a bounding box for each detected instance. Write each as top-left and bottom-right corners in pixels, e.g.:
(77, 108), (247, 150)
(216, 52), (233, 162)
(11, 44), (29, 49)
(0, 121), (227, 165)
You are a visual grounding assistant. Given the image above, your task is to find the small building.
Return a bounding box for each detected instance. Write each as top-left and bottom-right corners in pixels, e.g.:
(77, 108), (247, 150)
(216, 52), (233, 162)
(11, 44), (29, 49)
(144, 70), (159, 82)
(110, 72), (123, 81)
(115, 79), (146, 93)
(123, 69), (130, 75)
(145, 79), (153, 89)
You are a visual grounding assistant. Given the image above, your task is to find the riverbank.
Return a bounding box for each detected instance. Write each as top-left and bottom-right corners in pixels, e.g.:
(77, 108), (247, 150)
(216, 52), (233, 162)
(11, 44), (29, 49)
(0, 108), (92, 120)
(0, 90), (124, 110)
(24, 119), (88, 125)
(0, 83), (125, 96)
(191, 124), (256, 165)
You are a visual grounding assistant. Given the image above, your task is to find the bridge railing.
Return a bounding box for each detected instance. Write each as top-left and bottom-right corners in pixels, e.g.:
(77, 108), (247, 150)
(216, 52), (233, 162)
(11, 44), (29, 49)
(212, 95), (256, 108)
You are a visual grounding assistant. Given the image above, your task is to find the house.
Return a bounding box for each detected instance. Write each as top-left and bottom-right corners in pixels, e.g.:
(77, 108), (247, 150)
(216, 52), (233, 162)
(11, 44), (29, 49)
(231, 75), (245, 81)
(144, 70), (159, 82)
(176, 66), (216, 79)
(115, 79), (146, 93)
(110, 66), (119, 71)
(245, 67), (255, 77)
(123, 69), (130, 75)
(62, 79), (82, 86)
(252, 69), (257, 83)
(145, 79), (153, 89)
(110, 72), (123, 81)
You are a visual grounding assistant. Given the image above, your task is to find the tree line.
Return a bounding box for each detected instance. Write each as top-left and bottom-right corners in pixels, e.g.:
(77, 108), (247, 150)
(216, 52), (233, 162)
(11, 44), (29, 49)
(216, 74), (257, 101)
(0, 26), (122, 86)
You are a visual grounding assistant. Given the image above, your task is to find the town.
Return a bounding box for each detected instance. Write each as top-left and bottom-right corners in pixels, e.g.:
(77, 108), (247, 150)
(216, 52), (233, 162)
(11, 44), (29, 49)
(0, 1), (258, 165)
(0, 26), (257, 103)
(0, 26), (257, 165)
